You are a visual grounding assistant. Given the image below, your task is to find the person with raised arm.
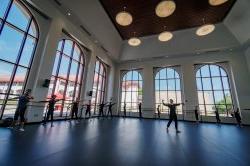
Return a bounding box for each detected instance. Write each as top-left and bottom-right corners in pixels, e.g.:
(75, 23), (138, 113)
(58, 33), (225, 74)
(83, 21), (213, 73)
(9, 89), (34, 131)
(233, 108), (242, 127)
(162, 99), (184, 133)
(98, 101), (107, 118)
(70, 98), (80, 121)
(215, 109), (221, 124)
(40, 94), (63, 126)
(107, 98), (116, 118)
(84, 100), (92, 118)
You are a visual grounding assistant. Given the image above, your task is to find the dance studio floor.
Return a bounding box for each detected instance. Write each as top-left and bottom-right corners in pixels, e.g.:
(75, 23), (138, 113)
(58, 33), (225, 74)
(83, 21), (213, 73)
(0, 118), (250, 166)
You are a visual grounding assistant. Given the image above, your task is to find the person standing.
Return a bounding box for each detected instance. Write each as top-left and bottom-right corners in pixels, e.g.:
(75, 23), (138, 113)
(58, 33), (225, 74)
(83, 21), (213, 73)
(85, 100), (91, 118)
(10, 89), (34, 131)
(215, 109), (221, 124)
(138, 103), (142, 118)
(98, 102), (106, 117)
(234, 108), (242, 127)
(194, 106), (199, 123)
(157, 105), (161, 118)
(43, 95), (61, 126)
(107, 98), (115, 118)
(162, 99), (183, 133)
(123, 102), (127, 117)
(70, 98), (80, 120)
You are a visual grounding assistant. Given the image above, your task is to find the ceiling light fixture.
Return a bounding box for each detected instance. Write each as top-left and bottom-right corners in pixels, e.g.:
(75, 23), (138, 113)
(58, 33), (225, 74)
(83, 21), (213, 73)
(196, 18), (215, 36)
(67, 12), (71, 16)
(209, 0), (229, 6)
(158, 26), (173, 42)
(155, 0), (176, 18)
(128, 32), (141, 46)
(116, 7), (133, 26)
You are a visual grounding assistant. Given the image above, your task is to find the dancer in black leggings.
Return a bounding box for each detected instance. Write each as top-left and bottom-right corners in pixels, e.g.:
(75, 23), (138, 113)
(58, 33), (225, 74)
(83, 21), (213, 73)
(138, 103), (142, 118)
(194, 106), (199, 123)
(157, 105), (161, 118)
(233, 108), (242, 127)
(98, 102), (106, 117)
(70, 98), (80, 120)
(10, 89), (34, 131)
(107, 99), (116, 118)
(215, 109), (221, 124)
(123, 102), (127, 117)
(162, 99), (183, 133)
(85, 100), (91, 118)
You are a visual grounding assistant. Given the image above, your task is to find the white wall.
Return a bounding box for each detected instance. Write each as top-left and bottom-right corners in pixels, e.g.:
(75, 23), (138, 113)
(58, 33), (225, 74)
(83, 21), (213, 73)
(18, 0), (116, 122)
(114, 50), (250, 124)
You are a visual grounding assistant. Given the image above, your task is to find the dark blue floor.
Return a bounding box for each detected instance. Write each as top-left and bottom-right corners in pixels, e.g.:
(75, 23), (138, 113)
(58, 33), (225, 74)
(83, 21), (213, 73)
(0, 118), (250, 166)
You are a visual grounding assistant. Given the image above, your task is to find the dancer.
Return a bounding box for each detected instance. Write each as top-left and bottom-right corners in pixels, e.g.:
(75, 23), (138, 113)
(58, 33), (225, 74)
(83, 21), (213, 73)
(70, 98), (80, 120)
(123, 102), (127, 117)
(85, 100), (91, 118)
(215, 109), (221, 124)
(194, 106), (199, 123)
(98, 101), (106, 117)
(42, 95), (62, 126)
(157, 105), (161, 118)
(162, 99), (183, 133)
(234, 108), (242, 127)
(107, 98), (116, 118)
(138, 103), (142, 118)
(9, 89), (34, 131)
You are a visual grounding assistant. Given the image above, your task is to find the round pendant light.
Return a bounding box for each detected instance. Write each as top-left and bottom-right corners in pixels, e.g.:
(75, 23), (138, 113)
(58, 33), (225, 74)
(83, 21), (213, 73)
(209, 0), (229, 6)
(155, 0), (176, 18)
(158, 31), (173, 42)
(116, 9), (133, 26)
(128, 37), (141, 46)
(196, 24), (215, 36)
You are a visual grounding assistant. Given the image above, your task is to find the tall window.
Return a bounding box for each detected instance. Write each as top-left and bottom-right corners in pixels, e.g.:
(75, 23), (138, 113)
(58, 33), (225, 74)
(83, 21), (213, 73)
(196, 64), (233, 116)
(0, 0), (38, 119)
(155, 67), (182, 114)
(121, 70), (143, 112)
(91, 59), (107, 114)
(48, 39), (85, 118)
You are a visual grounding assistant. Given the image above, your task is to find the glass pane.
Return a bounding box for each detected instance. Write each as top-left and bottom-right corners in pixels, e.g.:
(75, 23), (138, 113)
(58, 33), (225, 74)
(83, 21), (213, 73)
(175, 71), (180, 79)
(202, 78), (212, 90)
(203, 91), (214, 104)
(138, 73), (142, 80)
(73, 45), (80, 61)
(210, 65), (220, 77)
(52, 52), (60, 75)
(220, 68), (227, 76)
(63, 40), (73, 56)
(132, 71), (139, 80)
(138, 81), (143, 89)
(57, 41), (63, 51)
(155, 72), (160, 79)
(196, 70), (201, 78)
(65, 81), (74, 101)
(176, 79), (181, 90)
(0, 25), (24, 63)
(168, 91), (176, 101)
(58, 56), (70, 79)
(214, 91), (225, 104)
(160, 80), (167, 90)
(196, 78), (202, 90)
(53, 78), (66, 99)
(69, 61), (78, 81)
(77, 65), (83, 83)
(0, 61), (14, 93)
(126, 71), (133, 80)
(167, 79), (175, 90)
(7, 1), (31, 31)
(3, 94), (19, 118)
(224, 90), (232, 105)
(222, 77), (229, 90)
(0, 0), (10, 18)
(47, 77), (55, 97)
(19, 36), (36, 67)
(99, 64), (104, 75)
(200, 65), (210, 77)
(28, 21), (37, 38)
(95, 61), (100, 72)
(197, 91), (204, 105)
(11, 66), (28, 95)
(212, 77), (222, 90)
(74, 84), (80, 100)
(155, 80), (159, 90)
(159, 69), (166, 79)
(167, 68), (175, 79)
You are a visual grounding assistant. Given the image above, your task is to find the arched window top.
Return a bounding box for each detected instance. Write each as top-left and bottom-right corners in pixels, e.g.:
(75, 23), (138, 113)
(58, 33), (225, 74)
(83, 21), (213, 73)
(155, 68), (180, 80)
(196, 64), (228, 78)
(95, 59), (106, 76)
(123, 70), (142, 81)
(1, 0), (39, 38)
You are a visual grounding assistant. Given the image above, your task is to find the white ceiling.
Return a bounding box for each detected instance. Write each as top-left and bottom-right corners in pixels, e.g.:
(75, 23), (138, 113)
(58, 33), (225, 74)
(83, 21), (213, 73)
(49, 0), (250, 62)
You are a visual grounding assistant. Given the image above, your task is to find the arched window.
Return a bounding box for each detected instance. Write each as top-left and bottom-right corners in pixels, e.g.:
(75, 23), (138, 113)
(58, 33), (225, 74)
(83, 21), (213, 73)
(91, 58), (107, 114)
(0, 0), (38, 119)
(155, 67), (182, 114)
(196, 64), (233, 116)
(48, 39), (85, 118)
(121, 70), (143, 113)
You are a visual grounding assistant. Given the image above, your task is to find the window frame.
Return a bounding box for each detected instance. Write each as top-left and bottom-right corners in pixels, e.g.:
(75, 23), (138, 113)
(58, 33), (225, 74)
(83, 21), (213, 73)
(0, 0), (39, 119)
